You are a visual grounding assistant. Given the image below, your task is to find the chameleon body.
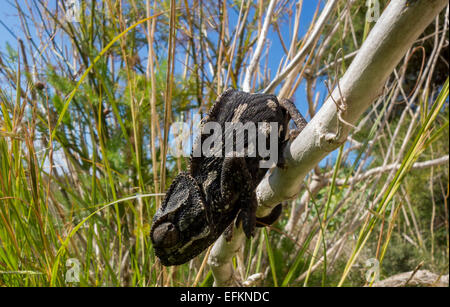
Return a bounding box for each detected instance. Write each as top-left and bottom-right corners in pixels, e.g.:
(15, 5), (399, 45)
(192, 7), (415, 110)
(150, 89), (306, 266)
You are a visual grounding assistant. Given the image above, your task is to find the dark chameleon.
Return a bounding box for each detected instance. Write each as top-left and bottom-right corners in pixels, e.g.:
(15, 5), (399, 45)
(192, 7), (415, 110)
(150, 88), (306, 266)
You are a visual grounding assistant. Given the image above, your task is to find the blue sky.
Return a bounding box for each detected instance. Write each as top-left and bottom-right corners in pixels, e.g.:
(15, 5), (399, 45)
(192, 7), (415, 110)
(0, 1), (340, 167)
(0, 0), (326, 113)
(0, 0), (31, 50)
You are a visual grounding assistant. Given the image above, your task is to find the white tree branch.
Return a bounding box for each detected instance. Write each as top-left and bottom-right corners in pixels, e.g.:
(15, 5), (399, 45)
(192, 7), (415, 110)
(263, 0), (339, 94)
(256, 0), (448, 217)
(209, 0), (448, 286)
(286, 155), (449, 235)
(242, 0), (277, 92)
(208, 227), (245, 286)
(335, 155), (449, 186)
(371, 270), (449, 287)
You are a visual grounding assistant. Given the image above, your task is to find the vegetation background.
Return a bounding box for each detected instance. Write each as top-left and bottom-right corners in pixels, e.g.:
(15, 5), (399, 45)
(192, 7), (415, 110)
(0, 0), (448, 286)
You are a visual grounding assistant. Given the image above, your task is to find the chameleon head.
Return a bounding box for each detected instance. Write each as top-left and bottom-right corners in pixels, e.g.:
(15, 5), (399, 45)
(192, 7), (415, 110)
(150, 172), (212, 266)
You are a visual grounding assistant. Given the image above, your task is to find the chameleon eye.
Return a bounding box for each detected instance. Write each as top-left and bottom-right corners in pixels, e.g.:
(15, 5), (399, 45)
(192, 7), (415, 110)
(151, 222), (179, 248)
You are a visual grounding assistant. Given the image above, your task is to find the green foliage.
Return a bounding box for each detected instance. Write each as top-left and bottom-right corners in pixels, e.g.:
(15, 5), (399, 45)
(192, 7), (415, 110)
(0, 0), (448, 287)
